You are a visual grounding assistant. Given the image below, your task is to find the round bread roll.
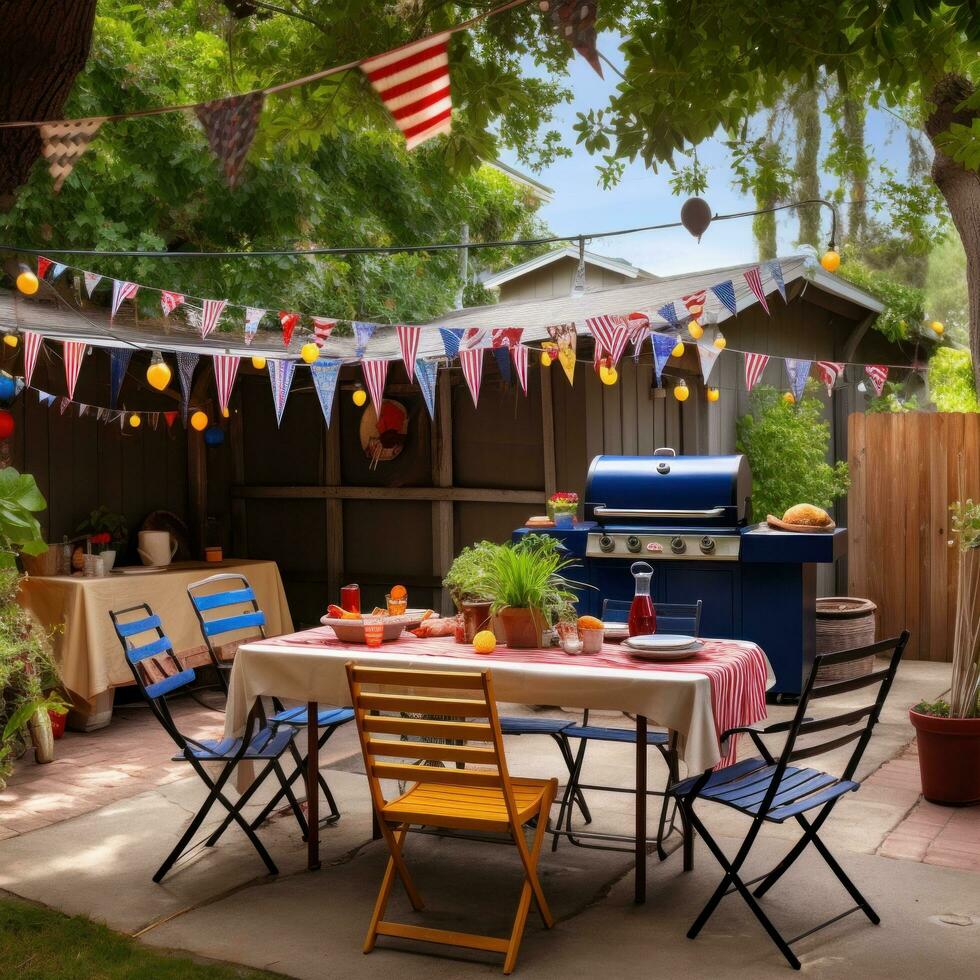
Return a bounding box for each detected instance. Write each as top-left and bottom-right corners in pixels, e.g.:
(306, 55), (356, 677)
(782, 504), (832, 527)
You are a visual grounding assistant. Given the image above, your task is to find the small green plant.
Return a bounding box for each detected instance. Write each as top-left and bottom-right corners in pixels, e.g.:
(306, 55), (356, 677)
(442, 540), (503, 608)
(485, 535), (584, 627)
(74, 506), (128, 549)
(928, 347), (978, 413)
(0, 468), (48, 562)
(866, 381), (919, 414)
(735, 382), (850, 521)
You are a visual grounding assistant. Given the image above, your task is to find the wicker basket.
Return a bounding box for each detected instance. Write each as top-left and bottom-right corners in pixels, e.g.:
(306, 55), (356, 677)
(815, 597), (877, 683)
(21, 544), (61, 577)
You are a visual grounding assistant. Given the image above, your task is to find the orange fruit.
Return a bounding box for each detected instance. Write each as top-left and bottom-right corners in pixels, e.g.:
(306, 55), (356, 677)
(472, 630), (496, 655)
(577, 615), (604, 630)
(390, 584), (407, 600)
(326, 604), (345, 619)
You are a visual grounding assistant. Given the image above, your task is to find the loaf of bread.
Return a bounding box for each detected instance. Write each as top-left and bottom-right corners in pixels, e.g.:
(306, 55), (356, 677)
(781, 504), (833, 527)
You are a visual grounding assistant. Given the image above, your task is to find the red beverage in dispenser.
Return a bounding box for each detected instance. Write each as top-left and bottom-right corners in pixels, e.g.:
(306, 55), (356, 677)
(627, 562), (657, 637)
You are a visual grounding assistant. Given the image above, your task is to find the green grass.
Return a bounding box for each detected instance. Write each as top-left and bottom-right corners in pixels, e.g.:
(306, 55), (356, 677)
(0, 898), (280, 979)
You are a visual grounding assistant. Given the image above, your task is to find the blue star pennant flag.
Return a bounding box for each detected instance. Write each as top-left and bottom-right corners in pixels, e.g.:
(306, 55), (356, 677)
(416, 358), (438, 419)
(710, 280), (737, 317)
(353, 321), (376, 358)
(657, 302), (680, 328)
(109, 348), (133, 409)
(310, 359), (341, 428)
(784, 358), (811, 402)
(268, 358), (296, 427)
(651, 333), (676, 387)
(439, 327), (464, 360)
(765, 260), (787, 302)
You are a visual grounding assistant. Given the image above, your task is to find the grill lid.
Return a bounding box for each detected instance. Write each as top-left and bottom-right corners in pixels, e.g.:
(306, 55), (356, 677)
(585, 450), (752, 528)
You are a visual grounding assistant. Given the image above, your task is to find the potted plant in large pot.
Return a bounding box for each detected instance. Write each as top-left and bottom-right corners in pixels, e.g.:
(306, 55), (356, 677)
(910, 496), (980, 805)
(442, 541), (502, 642)
(485, 535), (581, 649)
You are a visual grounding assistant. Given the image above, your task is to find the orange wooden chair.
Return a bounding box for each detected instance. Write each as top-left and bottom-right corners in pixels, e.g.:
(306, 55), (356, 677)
(346, 663), (558, 974)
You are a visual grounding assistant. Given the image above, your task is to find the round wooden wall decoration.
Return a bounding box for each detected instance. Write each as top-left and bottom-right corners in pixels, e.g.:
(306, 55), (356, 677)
(359, 399), (409, 467)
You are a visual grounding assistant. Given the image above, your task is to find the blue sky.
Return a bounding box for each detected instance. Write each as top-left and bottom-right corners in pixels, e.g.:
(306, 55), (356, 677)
(498, 39), (910, 277)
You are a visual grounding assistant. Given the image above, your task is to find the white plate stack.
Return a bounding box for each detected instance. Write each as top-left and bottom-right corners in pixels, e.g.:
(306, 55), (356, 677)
(622, 634), (703, 661)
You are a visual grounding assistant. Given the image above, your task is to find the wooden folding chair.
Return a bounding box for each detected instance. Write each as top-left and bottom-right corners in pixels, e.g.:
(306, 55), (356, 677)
(346, 663), (559, 975)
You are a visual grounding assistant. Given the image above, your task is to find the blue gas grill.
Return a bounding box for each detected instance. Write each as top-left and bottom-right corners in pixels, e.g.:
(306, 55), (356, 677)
(514, 449), (847, 699)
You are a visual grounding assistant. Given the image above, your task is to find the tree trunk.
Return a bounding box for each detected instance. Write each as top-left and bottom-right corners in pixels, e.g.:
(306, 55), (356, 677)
(0, 0), (97, 209)
(793, 84), (822, 249)
(926, 74), (980, 395)
(842, 94), (867, 241)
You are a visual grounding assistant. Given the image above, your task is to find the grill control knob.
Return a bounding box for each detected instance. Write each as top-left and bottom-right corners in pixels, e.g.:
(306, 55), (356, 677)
(598, 535), (616, 553)
(626, 535), (642, 553)
(699, 536), (716, 555)
(670, 536), (686, 555)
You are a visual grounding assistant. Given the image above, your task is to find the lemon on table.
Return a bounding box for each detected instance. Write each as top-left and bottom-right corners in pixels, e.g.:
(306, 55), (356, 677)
(473, 630), (496, 654)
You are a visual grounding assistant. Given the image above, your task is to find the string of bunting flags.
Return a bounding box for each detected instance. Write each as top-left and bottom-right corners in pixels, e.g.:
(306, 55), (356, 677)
(4, 0), (605, 194)
(7, 253), (919, 435)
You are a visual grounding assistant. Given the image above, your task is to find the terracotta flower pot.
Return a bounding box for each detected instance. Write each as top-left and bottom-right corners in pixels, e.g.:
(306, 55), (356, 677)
(499, 607), (544, 649)
(460, 601), (493, 643)
(48, 709), (66, 740)
(909, 709), (980, 806)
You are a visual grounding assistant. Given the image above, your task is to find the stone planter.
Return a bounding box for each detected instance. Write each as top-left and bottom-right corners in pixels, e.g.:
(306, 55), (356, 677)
(909, 709), (980, 806)
(28, 707), (55, 764)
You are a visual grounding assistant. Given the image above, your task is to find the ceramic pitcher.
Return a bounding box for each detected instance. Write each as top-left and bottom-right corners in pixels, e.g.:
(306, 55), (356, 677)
(138, 530), (177, 567)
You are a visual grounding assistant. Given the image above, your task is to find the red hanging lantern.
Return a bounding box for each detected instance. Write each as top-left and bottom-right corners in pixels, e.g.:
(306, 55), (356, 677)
(0, 410), (14, 439)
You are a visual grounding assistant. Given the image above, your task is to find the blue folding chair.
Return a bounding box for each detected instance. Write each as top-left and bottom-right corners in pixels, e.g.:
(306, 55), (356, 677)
(187, 573), (353, 828)
(670, 631), (909, 970)
(110, 603), (308, 882)
(551, 600), (703, 857)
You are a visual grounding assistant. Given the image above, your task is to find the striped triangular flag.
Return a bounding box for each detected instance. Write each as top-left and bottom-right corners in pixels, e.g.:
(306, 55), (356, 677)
(22, 331), (44, 389)
(212, 354), (240, 414)
(160, 291), (184, 317)
(512, 342), (529, 394)
(439, 327), (464, 359)
(361, 32), (452, 150)
(267, 358), (296, 426)
(395, 325), (421, 383)
(361, 359), (389, 416)
(459, 347), (484, 408)
(710, 280), (737, 317)
(765, 259), (787, 302)
(743, 267), (770, 315)
(278, 311), (300, 347)
(111, 280), (139, 318)
(312, 316), (336, 350)
(784, 358), (811, 402)
(744, 352), (770, 392)
(62, 340), (86, 400)
(199, 299), (227, 339)
(416, 359), (438, 418)
(865, 364), (889, 396)
(815, 361), (845, 395)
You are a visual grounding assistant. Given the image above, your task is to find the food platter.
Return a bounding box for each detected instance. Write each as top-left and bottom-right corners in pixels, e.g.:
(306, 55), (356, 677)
(320, 610), (426, 643)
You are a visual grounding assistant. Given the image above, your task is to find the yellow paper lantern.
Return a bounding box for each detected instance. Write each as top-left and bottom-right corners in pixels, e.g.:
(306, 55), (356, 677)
(599, 364), (618, 386)
(674, 381), (690, 402)
(16, 268), (39, 295)
(251, 355), (267, 370)
(145, 353), (171, 391)
(782, 391), (796, 405)
(190, 410), (209, 431)
(128, 413), (141, 428)
(3, 333), (18, 349)
(352, 388), (367, 407)
(671, 340), (685, 358)
(301, 342), (319, 364)
(706, 387), (720, 403)
(929, 320), (945, 336)
(688, 319), (704, 340)
(713, 333), (727, 350)
(540, 350), (553, 367)
(820, 249), (841, 273)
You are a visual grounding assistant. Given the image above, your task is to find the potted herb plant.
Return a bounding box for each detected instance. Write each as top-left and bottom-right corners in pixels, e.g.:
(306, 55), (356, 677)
(909, 496), (980, 805)
(485, 535), (582, 649)
(443, 540), (502, 642)
(75, 507), (128, 572)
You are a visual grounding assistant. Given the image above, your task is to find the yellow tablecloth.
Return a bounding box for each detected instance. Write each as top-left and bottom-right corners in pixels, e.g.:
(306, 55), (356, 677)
(18, 559), (293, 702)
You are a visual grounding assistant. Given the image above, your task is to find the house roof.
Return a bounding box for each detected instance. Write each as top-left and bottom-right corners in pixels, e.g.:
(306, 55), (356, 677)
(480, 246), (656, 290)
(483, 160), (554, 203)
(0, 254), (883, 363)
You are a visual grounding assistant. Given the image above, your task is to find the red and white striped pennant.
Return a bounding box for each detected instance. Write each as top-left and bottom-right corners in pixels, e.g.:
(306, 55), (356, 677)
(512, 341), (529, 394)
(312, 317), (336, 349)
(22, 331), (43, 388)
(743, 267), (770, 315)
(279, 311), (300, 347)
(459, 347), (484, 407)
(62, 340), (86, 400)
(111, 280), (139, 318)
(362, 359), (389, 416)
(744, 351), (770, 392)
(361, 32), (452, 150)
(815, 361), (845, 395)
(586, 314), (631, 367)
(681, 290), (706, 318)
(160, 291), (184, 317)
(212, 354), (240, 414)
(395, 325), (421, 383)
(865, 364), (889, 396)
(199, 299), (227, 339)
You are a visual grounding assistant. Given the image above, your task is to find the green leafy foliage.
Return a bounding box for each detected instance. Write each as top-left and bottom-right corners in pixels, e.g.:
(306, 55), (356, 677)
(836, 255), (925, 343)
(929, 347), (979, 412)
(866, 381), (920, 413)
(0, 469), (48, 558)
(74, 506), (129, 548)
(925, 236), (969, 343)
(736, 383), (849, 521)
(442, 540), (501, 607)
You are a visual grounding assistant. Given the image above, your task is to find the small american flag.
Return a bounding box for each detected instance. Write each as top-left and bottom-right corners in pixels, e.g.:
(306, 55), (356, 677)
(396, 325), (421, 382)
(744, 352), (770, 392)
(62, 340), (86, 400)
(459, 347), (484, 407)
(681, 291), (706, 317)
(362, 359), (389, 416)
(111, 280), (139, 318)
(200, 299), (227, 339)
(160, 291), (184, 317)
(361, 32), (452, 150)
(815, 361), (845, 394)
(22, 331), (44, 389)
(212, 354), (240, 414)
(743, 267), (770, 315)
(865, 364), (889, 396)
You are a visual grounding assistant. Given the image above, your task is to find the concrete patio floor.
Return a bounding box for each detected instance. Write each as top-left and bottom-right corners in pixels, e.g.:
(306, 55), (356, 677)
(1, 658), (978, 978)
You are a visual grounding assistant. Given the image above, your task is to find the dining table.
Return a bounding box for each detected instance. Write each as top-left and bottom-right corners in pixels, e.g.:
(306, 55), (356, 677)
(227, 626), (773, 903)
